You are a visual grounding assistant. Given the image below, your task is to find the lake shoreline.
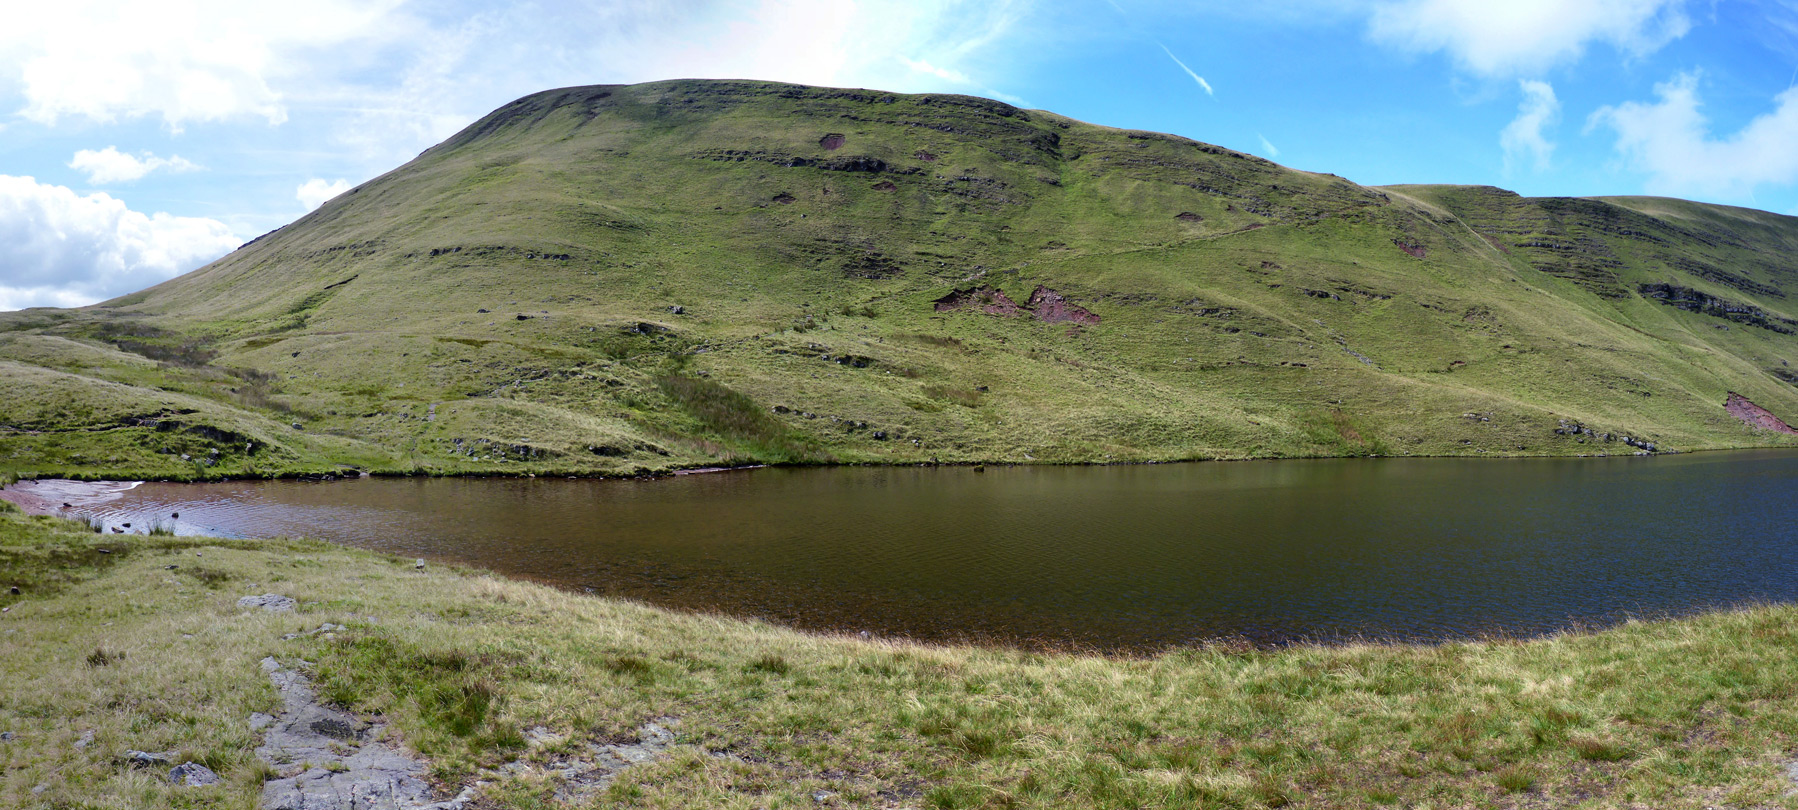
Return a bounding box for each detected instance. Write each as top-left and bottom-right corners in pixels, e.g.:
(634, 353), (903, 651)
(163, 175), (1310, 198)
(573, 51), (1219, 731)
(5, 503), (1798, 807)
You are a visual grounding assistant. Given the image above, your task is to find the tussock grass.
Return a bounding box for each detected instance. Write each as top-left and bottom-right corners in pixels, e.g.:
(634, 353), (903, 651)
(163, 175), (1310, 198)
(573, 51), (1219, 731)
(5, 510), (1798, 807)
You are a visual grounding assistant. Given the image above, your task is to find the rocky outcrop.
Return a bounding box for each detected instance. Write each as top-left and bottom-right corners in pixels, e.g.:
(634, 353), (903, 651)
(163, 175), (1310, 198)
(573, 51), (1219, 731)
(1724, 393), (1798, 434)
(1640, 284), (1798, 334)
(256, 657), (474, 810)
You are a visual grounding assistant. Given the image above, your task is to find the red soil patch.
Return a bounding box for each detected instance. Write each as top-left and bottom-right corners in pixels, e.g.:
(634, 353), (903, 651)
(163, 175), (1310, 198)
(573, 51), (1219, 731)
(934, 285), (1100, 325)
(1724, 392), (1798, 434)
(1175, 212), (1203, 222)
(934, 285), (1025, 316)
(819, 133), (846, 150)
(871, 180), (896, 191)
(1026, 286), (1101, 324)
(1395, 239), (1427, 258)
(914, 150), (938, 162)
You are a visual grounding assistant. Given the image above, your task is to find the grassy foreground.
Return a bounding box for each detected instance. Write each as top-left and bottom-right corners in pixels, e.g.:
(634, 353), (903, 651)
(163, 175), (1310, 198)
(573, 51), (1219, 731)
(4, 504), (1798, 809)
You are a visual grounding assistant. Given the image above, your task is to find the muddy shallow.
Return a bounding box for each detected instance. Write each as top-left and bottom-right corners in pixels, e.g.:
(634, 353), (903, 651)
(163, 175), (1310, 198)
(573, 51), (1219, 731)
(19, 449), (1798, 651)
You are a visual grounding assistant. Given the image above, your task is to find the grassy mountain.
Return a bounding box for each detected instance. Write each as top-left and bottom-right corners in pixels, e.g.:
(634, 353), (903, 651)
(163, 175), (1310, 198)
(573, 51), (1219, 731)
(3, 79), (1796, 479)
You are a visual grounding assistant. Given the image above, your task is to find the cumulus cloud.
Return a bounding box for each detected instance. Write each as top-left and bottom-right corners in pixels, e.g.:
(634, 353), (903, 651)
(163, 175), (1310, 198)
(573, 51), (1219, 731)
(1367, 0), (1690, 76)
(1500, 79), (1559, 173)
(1158, 43), (1214, 96)
(68, 147), (201, 185)
(296, 178), (352, 211)
(1588, 72), (1798, 201)
(0, 0), (404, 129)
(0, 176), (239, 310)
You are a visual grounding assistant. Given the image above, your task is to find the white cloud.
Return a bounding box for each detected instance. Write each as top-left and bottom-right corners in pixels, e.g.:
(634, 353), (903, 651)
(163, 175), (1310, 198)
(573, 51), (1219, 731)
(1500, 79), (1559, 173)
(68, 147), (201, 185)
(1367, 0), (1690, 76)
(1258, 134), (1280, 158)
(1158, 43), (1214, 96)
(1588, 72), (1798, 201)
(0, 0), (405, 129)
(0, 176), (239, 311)
(296, 178), (352, 211)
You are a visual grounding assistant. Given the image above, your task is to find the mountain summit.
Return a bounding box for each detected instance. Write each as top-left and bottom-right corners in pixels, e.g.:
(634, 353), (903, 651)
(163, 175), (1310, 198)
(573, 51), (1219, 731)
(3, 79), (1795, 478)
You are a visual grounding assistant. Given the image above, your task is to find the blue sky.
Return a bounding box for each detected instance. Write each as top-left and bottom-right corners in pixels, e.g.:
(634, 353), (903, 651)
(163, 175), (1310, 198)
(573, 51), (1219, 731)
(3, 0), (1798, 310)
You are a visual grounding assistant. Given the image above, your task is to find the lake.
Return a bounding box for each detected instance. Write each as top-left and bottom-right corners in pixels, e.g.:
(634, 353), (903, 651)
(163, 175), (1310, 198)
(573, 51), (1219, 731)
(54, 450), (1798, 650)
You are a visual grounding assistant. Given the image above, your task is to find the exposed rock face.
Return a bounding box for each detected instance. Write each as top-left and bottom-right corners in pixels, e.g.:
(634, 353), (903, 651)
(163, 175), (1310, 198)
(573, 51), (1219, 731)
(1640, 284), (1798, 334)
(256, 657), (472, 810)
(1724, 393), (1798, 434)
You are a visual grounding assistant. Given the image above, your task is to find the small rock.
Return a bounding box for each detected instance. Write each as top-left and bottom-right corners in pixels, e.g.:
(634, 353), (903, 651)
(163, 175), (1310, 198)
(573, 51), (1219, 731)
(30, 784), (45, 795)
(237, 594), (296, 613)
(169, 762), (221, 787)
(0, 731), (13, 742)
(249, 713), (275, 731)
(8, 586), (17, 595)
(813, 789), (837, 803)
(125, 750), (173, 767)
(75, 730), (94, 749)
(415, 559), (426, 570)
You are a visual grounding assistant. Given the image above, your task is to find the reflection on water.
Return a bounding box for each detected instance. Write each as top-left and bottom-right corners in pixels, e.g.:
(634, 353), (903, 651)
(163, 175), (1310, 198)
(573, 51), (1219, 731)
(70, 450), (1798, 650)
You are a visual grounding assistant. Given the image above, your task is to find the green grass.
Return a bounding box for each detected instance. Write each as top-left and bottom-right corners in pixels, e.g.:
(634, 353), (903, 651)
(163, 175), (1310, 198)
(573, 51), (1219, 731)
(6, 509), (1798, 807)
(0, 79), (1794, 481)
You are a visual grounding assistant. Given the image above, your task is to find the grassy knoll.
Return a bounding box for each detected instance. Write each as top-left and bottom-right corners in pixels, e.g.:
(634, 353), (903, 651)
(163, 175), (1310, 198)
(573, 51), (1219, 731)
(2, 80), (1796, 481)
(6, 505), (1798, 808)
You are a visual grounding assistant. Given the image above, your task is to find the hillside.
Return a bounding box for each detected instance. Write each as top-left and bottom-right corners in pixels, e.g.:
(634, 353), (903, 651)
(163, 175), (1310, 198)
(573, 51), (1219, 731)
(2, 79), (1796, 479)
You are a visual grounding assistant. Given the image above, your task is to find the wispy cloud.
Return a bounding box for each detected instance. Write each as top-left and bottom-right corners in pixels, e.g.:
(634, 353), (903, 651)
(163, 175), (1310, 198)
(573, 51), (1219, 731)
(899, 54), (1029, 107)
(1500, 79), (1559, 173)
(68, 147), (200, 185)
(1258, 134), (1280, 158)
(900, 57), (973, 85)
(1158, 43), (1214, 96)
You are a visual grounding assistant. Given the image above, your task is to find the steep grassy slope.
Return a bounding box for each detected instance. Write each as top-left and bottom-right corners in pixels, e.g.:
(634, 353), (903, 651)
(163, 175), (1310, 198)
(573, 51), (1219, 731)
(2, 79), (1795, 478)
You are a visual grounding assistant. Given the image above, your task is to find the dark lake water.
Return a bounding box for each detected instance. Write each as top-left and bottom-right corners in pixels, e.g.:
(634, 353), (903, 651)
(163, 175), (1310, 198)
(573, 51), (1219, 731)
(63, 450), (1798, 650)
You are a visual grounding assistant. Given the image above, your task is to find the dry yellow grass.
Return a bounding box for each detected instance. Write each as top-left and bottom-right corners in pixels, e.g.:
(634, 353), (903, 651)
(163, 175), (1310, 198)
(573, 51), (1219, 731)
(5, 503), (1798, 808)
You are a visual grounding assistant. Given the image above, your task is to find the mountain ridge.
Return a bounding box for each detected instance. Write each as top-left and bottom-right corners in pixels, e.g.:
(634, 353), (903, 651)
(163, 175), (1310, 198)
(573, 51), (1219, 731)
(1, 78), (1794, 479)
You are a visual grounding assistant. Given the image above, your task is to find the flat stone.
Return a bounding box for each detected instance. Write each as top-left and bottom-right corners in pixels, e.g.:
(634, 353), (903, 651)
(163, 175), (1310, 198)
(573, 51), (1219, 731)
(256, 657), (473, 809)
(239, 594), (296, 613)
(170, 762), (222, 787)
